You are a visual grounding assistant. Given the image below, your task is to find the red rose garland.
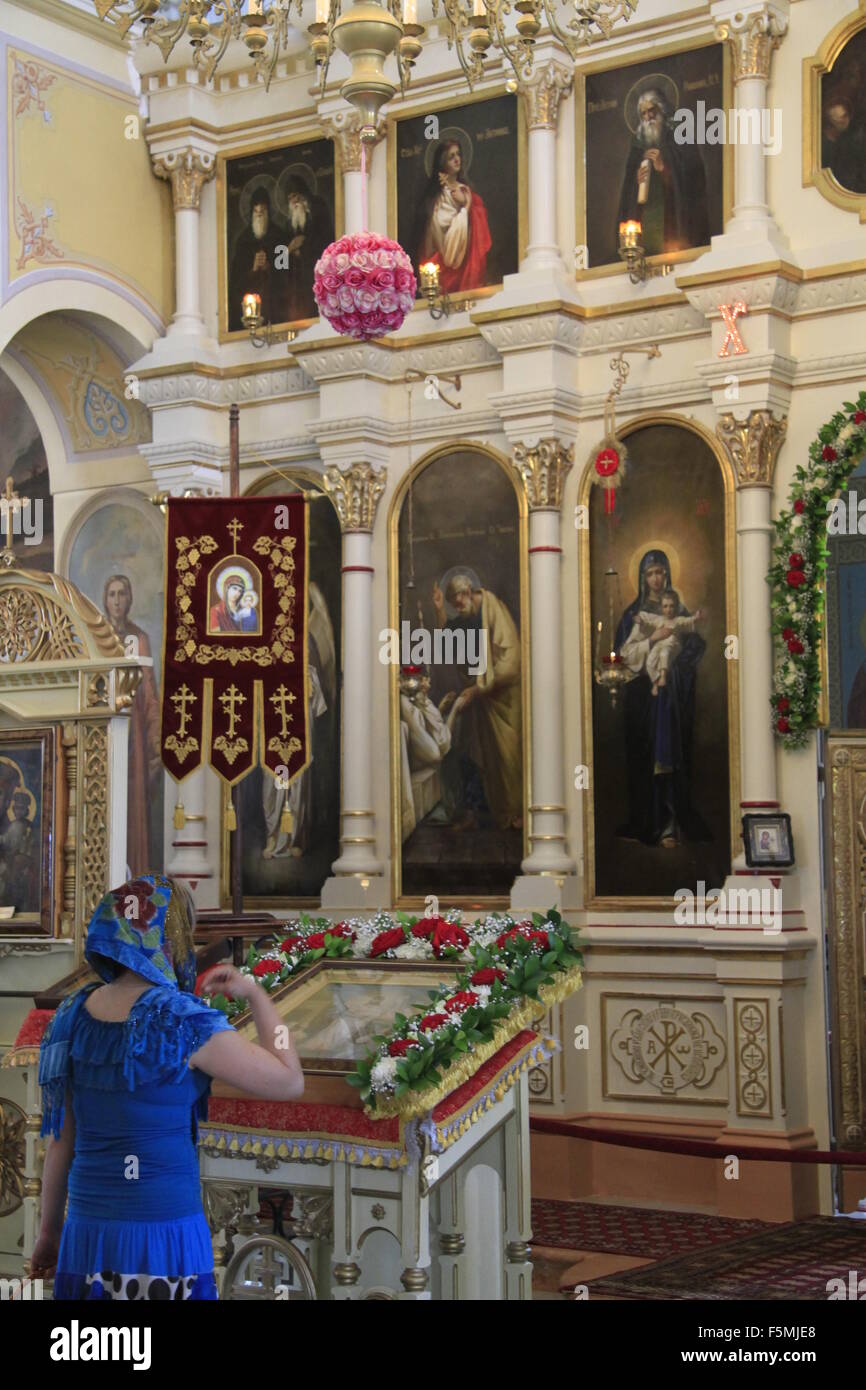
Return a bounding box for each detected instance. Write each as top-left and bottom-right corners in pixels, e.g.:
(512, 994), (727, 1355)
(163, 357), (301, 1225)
(770, 390), (866, 745)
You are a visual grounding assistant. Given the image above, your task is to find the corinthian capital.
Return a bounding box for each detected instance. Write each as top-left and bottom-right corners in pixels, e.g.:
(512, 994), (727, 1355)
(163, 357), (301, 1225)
(320, 110), (384, 174)
(520, 60), (573, 131)
(324, 461), (387, 532)
(153, 148), (216, 210)
(512, 438), (573, 510)
(717, 409), (787, 488)
(713, 4), (788, 83)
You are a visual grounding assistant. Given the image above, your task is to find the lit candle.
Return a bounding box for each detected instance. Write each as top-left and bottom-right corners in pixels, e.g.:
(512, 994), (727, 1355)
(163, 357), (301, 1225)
(242, 292), (262, 325)
(249, 0), (263, 14)
(618, 219), (641, 250)
(315, 0), (328, 21)
(403, 0), (417, 22)
(473, 0), (486, 15)
(419, 261), (439, 292)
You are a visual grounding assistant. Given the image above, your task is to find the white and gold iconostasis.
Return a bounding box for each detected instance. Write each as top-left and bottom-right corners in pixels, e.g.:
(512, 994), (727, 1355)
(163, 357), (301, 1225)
(1, 0), (866, 1236)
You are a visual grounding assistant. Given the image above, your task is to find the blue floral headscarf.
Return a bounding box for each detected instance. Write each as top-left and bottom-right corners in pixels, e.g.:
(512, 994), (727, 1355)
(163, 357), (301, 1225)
(85, 874), (197, 994)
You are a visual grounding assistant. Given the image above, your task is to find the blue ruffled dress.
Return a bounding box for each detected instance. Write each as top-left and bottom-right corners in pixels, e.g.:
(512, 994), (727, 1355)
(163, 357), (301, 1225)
(40, 983), (233, 1301)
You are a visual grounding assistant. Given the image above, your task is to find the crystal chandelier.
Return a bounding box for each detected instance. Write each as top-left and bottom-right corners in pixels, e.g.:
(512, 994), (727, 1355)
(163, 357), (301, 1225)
(94, 0), (639, 105)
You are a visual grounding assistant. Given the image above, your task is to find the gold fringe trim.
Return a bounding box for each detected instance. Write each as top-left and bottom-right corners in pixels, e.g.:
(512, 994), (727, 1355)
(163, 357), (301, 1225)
(364, 966), (582, 1122)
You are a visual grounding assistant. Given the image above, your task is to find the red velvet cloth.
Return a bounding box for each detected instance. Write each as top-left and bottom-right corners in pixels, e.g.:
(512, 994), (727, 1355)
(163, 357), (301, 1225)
(432, 1029), (538, 1122)
(207, 1030), (540, 1139)
(207, 1097), (400, 1143)
(13, 1008), (54, 1049)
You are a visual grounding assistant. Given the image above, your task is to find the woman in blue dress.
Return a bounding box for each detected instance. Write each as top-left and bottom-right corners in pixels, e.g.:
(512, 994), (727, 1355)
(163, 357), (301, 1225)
(31, 873), (303, 1300)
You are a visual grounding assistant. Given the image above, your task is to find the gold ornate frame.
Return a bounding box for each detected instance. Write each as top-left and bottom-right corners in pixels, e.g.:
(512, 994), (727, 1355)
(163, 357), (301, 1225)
(577, 413), (741, 909)
(824, 734), (866, 1146)
(217, 467), (341, 908)
(386, 85), (528, 312)
(387, 440), (530, 907)
(216, 130), (344, 343)
(574, 35), (734, 280)
(802, 0), (866, 221)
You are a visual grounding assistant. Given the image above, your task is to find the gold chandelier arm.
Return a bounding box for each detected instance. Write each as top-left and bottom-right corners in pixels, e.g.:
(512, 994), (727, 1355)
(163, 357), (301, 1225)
(150, 3), (198, 64)
(487, 0), (536, 84)
(197, 1), (241, 83)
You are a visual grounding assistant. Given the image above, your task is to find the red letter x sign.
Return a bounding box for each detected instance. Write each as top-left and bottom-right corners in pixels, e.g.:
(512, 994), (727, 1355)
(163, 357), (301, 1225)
(718, 300), (748, 357)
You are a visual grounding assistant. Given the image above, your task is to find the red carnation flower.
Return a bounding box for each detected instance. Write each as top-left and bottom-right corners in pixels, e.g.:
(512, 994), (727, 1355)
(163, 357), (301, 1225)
(787, 638), (804, 654)
(786, 570), (806, 588)
(432, 921), (470, 957)
(788, 553), (804, 569)
(411, 915), (448, 939)
(419, 1013), (449, 1031)
(329, 922), (355, 938)
(369, 926), (407, 958)
(471, 967), (507, 986)
(444, 991), (480, 1014)
(776, 717), (790, 733)
(388, 1037), (421, 1056)
(302, 932), (327, 950)
(496, 925), (550, 949)
(793, 499), (805, 515)
(781, 627), (794, 641)
(252, 958), (282, 978)
(822, 445), (837, 462)
(776, 697), (790, 713)
(855, 411), (866, 425)
(280, 935), (302, 953)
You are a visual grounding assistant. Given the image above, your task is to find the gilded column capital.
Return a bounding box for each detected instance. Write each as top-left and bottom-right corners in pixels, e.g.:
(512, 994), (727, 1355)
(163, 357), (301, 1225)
(520, 60), (573, 131)
(323, 461), (387, 532)
(717, 409), (787, 488)
(320, 110), (385, 174)
(512, 438), (574, 511)
(152, 148), (216, 211)
(714, 7), (787, 83)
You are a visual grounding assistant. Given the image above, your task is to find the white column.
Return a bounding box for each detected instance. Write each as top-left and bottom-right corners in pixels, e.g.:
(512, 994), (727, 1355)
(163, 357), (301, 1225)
(511, 440), (576, 888)
(520, 61), (572, 275)
(152, 148), (216, 337)
(717, 410), (788, 812)
(321, 111), (384, 238)
(712, 1), (789, 237)
(321, 463), (387, 901)
(166, 765), (219, 909)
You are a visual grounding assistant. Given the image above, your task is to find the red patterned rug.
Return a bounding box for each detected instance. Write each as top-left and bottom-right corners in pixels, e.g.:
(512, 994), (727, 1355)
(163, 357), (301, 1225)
(582, 1217), (866, 1300)
(531, 1198), (772, 1259)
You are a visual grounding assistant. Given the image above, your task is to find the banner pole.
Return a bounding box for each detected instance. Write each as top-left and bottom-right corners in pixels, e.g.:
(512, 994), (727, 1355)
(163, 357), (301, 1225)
(228, 402), (244, 917)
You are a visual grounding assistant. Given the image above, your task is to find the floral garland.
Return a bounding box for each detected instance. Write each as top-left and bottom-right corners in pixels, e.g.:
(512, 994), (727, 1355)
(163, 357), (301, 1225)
(346, 909), (582, 1113)
(770, 389), (866, 747)
(199, 907), (583, 1115)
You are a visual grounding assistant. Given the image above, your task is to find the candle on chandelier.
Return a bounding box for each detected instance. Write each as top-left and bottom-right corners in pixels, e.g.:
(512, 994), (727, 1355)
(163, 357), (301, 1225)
(472, 0), (486, 15)
(403, 0), (417, 22)
(419, 261), (439, 292)
(315, 0), (328, 21)
(618, 219), (641, 251)
(249, 0), (264, 13)
(241, 292), (262, 326)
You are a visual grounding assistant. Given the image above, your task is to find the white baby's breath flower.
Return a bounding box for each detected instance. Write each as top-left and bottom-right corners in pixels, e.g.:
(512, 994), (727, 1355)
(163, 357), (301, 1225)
(370, 1056), (399, 1090)
(393, 939), (432, 961)
(472, 984), (492, 1006)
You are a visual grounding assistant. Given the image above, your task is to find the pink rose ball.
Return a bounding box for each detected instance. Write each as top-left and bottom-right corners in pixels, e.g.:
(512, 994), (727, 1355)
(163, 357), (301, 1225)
(313, 232), (417, 341)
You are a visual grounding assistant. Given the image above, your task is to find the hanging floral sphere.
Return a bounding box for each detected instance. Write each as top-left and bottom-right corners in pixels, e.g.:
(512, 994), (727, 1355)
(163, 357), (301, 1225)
(313, 232), (416, 341)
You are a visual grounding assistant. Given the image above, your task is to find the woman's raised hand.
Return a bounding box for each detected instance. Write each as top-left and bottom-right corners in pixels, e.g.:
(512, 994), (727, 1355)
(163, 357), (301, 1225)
(198, 964), (258, 1003)
(30, 1233), (59, 1279)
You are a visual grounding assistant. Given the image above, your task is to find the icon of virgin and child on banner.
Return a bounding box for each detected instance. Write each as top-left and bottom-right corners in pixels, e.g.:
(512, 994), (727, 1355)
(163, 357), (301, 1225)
(160, 497), (310, 793)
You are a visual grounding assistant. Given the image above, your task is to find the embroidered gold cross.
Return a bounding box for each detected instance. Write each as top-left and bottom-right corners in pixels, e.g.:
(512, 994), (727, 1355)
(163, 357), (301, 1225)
(170, 683), (197, 737)
(268, 683), (296, 736)
(219, 684), (246, 738)
(227, 517), (243, 553)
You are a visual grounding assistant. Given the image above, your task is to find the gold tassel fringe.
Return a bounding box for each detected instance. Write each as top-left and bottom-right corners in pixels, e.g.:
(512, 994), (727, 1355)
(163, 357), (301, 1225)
(280, 804), (293, 834)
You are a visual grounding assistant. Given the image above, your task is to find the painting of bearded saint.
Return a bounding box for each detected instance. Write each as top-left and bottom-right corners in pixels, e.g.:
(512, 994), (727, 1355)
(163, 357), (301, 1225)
(397, 449), (524, 898)
(413, 138), (492, 294)
(617, 84), (709, 256)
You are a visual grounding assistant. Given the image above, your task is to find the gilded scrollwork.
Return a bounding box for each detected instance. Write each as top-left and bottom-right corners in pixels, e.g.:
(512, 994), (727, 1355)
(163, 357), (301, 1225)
(716, 409), (787, 489)
(80, 722), (109, 925)
(826, 739), (866, 1142)
(324, 462), (386, 533)
(0, 1097), (26, 1218)
(512, 438), (573, 511)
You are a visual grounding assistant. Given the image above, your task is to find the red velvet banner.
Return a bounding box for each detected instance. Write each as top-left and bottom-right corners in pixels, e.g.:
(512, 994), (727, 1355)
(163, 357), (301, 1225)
(160, 496), (309, 787)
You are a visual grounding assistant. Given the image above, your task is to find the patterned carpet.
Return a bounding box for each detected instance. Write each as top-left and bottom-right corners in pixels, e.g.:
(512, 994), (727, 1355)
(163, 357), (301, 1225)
(582, 1217), (866, 1300)
(531, 1198), (772, 1260)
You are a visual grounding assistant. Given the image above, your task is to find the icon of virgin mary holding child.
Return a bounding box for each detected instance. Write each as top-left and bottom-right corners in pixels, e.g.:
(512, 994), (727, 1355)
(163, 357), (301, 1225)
(614, 548), (710, 849)
(413, 131), (493, 294)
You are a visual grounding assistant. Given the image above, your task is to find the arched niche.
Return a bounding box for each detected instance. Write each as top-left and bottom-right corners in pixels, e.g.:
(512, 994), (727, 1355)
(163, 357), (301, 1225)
(228, 467), (342, 905)
(578, 415), (739, 904)
(387, 442), (529, 905)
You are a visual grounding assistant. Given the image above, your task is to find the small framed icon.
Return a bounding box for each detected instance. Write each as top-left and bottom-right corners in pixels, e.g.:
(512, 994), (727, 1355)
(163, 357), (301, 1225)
(741, 812), (795, 869)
